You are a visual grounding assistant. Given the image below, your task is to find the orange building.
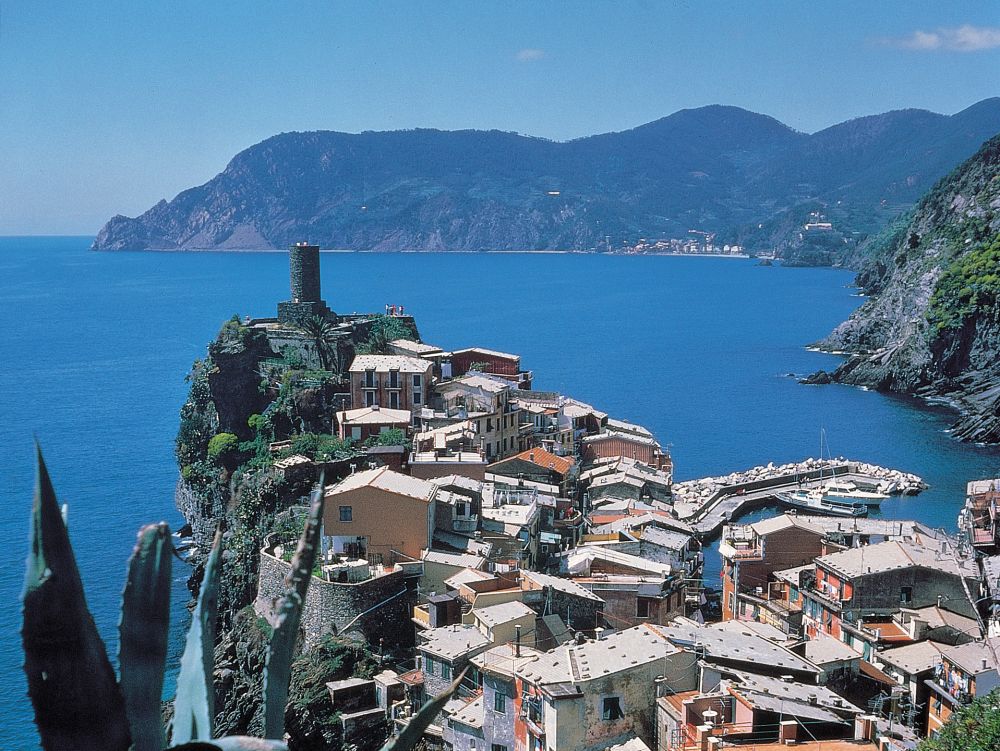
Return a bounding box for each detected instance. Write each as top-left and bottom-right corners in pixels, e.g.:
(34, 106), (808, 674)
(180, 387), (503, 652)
(718, 515), (826, 621)
(321, 466), (436, 564)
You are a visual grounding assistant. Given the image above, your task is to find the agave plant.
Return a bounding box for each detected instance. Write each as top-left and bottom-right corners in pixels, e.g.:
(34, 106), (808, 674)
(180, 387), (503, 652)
(21, 448), (458, 751)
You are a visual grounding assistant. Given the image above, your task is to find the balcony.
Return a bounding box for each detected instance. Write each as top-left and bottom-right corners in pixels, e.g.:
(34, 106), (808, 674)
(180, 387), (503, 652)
(718, 540), (763, 561)
(412, 604), (432, 629)
(452, 516), (478, 534)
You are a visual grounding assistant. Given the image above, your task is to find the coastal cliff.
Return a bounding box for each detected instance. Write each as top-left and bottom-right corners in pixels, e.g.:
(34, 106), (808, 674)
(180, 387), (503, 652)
(819, 133), (1000, 443)
(92, 100), (1000, 262)
(173, 310), (415, 748)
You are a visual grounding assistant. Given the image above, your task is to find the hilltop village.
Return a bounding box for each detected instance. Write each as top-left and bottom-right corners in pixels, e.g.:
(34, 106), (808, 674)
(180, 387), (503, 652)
(180, 244), (1000, 751)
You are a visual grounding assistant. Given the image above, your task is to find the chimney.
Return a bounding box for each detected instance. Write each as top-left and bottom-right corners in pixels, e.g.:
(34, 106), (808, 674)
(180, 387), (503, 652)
(779, 720), (797, 744)
(695, 724), (713, 751)
(515, 625), (522, 657)
(855, 714), (877, 742)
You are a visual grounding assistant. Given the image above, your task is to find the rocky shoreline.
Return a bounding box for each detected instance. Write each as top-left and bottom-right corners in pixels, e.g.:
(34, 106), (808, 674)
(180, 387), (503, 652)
(803, 133), (1000, 445)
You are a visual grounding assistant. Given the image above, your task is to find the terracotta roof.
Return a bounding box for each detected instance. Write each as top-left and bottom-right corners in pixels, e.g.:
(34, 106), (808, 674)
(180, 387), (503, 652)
(494, 447), (575, 476)
(338, 406), (412, 424)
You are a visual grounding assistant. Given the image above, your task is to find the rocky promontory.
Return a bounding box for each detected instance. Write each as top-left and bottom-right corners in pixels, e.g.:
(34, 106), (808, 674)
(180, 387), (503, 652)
(818, 133), (1000, 443)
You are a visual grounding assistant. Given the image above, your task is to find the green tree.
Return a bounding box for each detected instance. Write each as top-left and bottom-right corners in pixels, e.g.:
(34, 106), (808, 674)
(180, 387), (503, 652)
(357, 315), (414, 355)
(300, 315), (341, 372)
(919, 690), (1000, 751)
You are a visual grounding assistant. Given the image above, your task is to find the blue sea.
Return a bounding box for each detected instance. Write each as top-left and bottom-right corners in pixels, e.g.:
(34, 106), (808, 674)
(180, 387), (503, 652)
(3, 236), (1000, 748)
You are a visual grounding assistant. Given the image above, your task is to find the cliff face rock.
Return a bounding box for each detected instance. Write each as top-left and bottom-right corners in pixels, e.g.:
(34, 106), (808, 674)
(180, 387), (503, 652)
(820, 134), (1000, 442)
(93, 101), (1000, 260)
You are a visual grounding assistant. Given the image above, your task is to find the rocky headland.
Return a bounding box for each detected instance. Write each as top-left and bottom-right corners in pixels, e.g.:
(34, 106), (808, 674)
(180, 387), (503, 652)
(817, 133), (1000, 443)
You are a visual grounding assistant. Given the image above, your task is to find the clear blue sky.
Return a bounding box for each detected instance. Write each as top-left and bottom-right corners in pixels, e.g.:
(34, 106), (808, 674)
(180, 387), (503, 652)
(1, 1), (998, 234)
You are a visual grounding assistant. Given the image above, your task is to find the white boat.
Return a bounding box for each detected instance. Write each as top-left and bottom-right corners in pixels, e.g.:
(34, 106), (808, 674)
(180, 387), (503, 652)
(775, 488), (869, 517)
(818, 479), (889, 506)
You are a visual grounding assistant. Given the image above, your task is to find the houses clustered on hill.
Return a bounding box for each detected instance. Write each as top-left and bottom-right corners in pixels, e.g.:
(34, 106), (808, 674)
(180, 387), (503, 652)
(254, 246), (1000, 751)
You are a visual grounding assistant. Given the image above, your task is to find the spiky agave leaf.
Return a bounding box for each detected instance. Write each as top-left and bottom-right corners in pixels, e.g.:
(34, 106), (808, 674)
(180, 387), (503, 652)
(172, 528), (222, 745)
(169, 738), (288, 750)
(119, 522), (173, 751)
(21, 446), (131, 751)
(379, 670), (466, 751)
(261, 473), (325, 739)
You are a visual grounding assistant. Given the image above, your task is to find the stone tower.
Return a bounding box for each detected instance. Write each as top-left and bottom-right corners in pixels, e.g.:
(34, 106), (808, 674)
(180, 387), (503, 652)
(290, 242), (322, 303)
(278, 242), (331, 325)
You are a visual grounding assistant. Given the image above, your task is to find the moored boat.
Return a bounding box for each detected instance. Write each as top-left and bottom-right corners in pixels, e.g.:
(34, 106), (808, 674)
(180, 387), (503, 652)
(775, 487), (869, 517)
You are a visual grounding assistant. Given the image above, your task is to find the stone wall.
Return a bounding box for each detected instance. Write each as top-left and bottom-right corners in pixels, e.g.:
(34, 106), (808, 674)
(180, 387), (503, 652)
(256, 543), (416, 650)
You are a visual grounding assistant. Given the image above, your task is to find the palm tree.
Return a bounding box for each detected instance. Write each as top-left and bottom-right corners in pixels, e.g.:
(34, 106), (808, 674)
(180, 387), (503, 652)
(300, 315), (338, 372)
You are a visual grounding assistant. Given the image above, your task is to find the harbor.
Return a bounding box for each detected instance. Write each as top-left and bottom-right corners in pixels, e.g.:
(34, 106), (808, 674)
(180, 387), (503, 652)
(671, 458), (926, 538)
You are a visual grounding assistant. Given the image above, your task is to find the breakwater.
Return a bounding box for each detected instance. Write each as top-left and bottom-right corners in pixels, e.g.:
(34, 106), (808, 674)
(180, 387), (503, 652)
(672, 459), (926, 538)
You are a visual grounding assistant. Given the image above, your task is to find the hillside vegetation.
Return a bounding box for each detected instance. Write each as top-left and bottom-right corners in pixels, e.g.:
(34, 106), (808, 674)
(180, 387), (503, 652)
(93, 100), (1000, 263)
(821, 133), (1000, 442)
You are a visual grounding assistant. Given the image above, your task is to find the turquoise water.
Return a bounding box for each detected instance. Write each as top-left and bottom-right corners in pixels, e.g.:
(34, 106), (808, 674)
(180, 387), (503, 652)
(3, 237), (1000, 748)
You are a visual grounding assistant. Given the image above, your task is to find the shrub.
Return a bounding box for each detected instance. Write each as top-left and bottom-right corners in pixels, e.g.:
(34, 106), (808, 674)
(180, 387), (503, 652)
(207, 432), (240, 460)
(927, 234), (1000, 331)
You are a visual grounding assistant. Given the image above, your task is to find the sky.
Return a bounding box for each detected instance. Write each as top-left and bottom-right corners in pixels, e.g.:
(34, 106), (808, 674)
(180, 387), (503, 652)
(1, 1), (999, 234)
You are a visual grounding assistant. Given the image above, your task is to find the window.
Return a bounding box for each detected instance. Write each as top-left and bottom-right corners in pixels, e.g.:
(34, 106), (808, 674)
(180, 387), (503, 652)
(487, 418), (493, 432)
(413, 390), (422, 405)
(637, 598), (651, 618)
(456, 501), (469, 517)
(365, 391), (376, 407)
(389, 391), (400, 409)
(441, 662), (451, 679)
(413, 373), (422, 389)
(790, 585), (800, 603)
(602, 697), (624, 721)
(900, 586), (913, 604)
(365, 369), (376, 388)
(339, 506), (353, 522)
(389, 369), (400, 388)
(425, 657), (435, 675)
(351, 427), (362, 440)
(492, 745), (508, 751)
(494, 692), (506, 713)
(502, 437), (508, 451)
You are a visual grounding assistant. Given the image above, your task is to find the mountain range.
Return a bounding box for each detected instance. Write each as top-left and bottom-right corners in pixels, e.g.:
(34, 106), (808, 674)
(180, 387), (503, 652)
(92, 99), (1000, 259)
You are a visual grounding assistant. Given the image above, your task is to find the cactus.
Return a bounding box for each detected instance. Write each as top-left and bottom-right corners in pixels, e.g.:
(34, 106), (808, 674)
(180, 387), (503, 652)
(379, 670), (466, 751)
(173, 528), (223, 745)
(119, 523), (174, 751)
(21, 453), (437, 751)
(21, 446), (132, 751)
(262, 472), (325, 739)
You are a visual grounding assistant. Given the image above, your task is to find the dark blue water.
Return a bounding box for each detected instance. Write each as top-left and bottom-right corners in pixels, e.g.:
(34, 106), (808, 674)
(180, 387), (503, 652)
(3, 237), (1000, 748)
